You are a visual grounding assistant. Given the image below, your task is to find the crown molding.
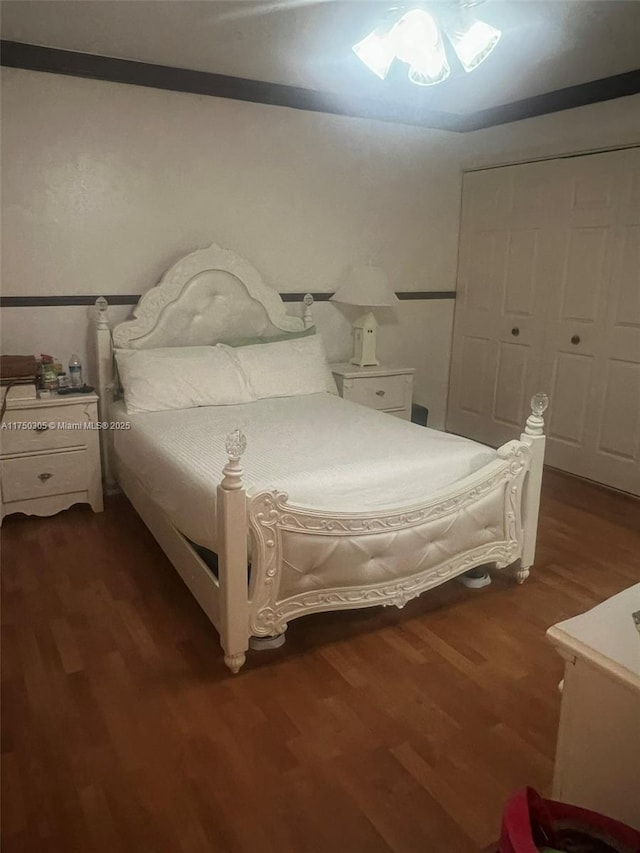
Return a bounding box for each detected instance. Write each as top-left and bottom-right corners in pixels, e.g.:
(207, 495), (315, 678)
(2, 40), (639, 133)
(0, 40), (462, 131)
(463, 70), (640, 130)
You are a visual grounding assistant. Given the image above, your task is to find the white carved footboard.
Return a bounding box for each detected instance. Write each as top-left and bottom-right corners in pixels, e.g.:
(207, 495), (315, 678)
(246, 440), (530, 638)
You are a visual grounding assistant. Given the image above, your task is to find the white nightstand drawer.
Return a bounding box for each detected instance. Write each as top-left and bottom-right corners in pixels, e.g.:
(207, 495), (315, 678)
(0, 403), (93, 455)
(345, 374), (408, 411)
(1, 450), (88, 502)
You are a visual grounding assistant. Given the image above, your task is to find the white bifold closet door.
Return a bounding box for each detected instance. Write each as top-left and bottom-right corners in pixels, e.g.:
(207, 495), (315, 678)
(448, 147), (640, 495)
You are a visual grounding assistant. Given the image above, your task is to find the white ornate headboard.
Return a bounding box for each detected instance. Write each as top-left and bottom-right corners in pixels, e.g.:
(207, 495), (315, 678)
(94, 242), (314, 485)
(112, 243), (311, 349)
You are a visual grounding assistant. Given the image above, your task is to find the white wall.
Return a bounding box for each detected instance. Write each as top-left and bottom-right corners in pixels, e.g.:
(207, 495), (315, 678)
(0, 68), (464, 427)
(4, 69), (637, 434)
(462, 93), (640, 170)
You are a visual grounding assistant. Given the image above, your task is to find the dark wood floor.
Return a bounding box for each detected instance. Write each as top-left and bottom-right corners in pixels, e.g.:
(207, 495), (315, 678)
(1, 469), (639, 853)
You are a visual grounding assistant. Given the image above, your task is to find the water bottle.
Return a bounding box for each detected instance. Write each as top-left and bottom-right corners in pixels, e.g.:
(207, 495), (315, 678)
(69, 354), (83, 388)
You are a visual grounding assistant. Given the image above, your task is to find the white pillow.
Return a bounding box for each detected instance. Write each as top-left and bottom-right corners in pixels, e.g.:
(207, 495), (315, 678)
(222, 335), (337, 400)
(115, 346), (253, 413)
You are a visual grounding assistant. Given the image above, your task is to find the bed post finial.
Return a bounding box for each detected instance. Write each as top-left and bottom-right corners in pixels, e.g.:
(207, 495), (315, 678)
(525, 392), (549, 436)
(221, 429), (247, 490)
(303, 293), (314, 329)
(95, 295), (109, 329)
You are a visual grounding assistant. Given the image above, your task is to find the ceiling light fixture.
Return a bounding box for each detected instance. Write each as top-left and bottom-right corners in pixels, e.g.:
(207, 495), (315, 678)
(352, 3), (501, 86)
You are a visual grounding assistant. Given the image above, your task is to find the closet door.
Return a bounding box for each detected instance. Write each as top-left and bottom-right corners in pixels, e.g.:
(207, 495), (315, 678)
(448, 148), (640, 494)
(447, 159), (568, 447)
(541, 148), (640, 493)
(598, 148), (640, 493)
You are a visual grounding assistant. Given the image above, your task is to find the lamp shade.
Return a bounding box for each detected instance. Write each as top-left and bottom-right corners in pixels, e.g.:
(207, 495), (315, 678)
(391, 9), (450, 87)
(330, 266), (398, 308)
(352, 26), (396, 81)
(444, 17), (501, 72)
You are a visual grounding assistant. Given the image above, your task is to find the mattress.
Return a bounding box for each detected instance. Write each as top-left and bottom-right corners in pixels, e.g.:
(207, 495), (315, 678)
(112, 393), (497, 552)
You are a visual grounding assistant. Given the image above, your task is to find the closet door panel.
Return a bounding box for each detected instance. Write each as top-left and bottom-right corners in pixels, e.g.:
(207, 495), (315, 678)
(597, 361), (640, 461)
(448, 161), (566, 447)
(613, 225), (640, 327)
(540, 157), (614, 475)
(458, 335), (495, 417)
(447, 169), (511, 444)
(547, 353), (593, 445)
(493, 341), (530, 428)
(495, 221), (564, 433)
(559, 226), (609, 323)
(587, 150), (640, 493)
(502, 229), (539, 316)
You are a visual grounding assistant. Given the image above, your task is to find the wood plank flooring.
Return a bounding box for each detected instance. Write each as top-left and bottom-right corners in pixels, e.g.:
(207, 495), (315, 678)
(2, 469), (639, 852)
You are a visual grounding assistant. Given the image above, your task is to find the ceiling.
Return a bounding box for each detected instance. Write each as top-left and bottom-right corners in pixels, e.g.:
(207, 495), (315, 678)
(2, 0), (640, 117)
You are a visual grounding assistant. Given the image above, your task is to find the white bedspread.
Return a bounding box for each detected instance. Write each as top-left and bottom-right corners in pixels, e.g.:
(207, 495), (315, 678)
(113, 393), (496, 551)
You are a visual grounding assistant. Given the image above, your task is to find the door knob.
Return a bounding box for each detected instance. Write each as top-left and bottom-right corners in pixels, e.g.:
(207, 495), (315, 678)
(511, 327), (520, 337)
(375, 390), (385, 397)
(38, 472), (53, 481)
(571, 334), (581, 345)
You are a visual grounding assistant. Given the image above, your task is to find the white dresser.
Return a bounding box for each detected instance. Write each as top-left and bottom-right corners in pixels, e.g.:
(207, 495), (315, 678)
(547, 584), (640, 830)
(0, 393), (103, 521)
(331, 363), (414, 420)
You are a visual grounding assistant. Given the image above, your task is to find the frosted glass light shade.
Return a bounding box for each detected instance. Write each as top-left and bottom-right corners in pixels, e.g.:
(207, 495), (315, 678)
(391, 9), (450, 87)
(352, 27), (396, 81)
(445, 18), (501, 72)
(331, 266), (398, 308)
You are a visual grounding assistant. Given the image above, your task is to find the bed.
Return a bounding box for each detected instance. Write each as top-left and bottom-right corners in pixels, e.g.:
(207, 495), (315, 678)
(94, 243), (547, 673)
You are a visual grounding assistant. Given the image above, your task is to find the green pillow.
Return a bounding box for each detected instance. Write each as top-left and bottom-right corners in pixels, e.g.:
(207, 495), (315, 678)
(225, 326), (316, 347)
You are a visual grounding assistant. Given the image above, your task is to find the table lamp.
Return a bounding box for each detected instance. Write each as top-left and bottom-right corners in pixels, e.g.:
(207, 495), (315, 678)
(330, 266), (399, 366)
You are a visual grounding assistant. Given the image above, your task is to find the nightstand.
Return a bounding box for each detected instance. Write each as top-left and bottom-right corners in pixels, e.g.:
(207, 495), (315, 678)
(331, 363), (415, 420)
(547, 585), (640, 829)
(0, 392), (103, 522)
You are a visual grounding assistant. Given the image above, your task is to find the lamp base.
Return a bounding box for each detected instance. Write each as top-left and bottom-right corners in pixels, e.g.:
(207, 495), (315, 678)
(351, 311), (379, 367)
(350, 355), (379, 367)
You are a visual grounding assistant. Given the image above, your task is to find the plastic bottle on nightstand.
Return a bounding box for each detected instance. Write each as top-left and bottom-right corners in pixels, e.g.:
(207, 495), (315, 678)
(68, 354), (83, 388)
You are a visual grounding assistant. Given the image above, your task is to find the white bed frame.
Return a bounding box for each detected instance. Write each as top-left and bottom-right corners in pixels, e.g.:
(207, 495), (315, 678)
(94, 243), (547, 674)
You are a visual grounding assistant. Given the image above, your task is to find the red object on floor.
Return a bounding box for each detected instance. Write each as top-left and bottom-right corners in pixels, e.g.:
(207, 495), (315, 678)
(499, 787), (640, 853)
